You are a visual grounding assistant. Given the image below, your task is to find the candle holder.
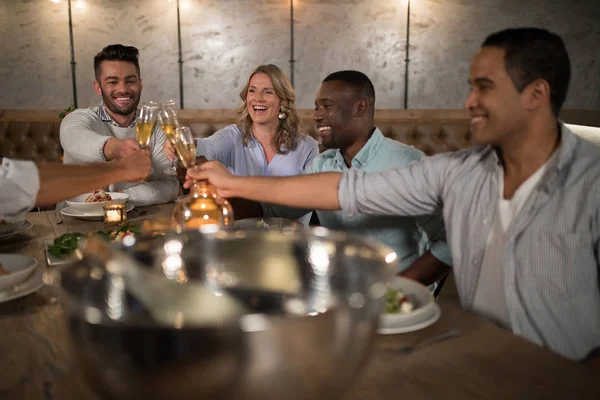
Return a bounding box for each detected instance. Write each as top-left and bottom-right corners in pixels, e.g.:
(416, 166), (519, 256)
(103, 204), (127, 226)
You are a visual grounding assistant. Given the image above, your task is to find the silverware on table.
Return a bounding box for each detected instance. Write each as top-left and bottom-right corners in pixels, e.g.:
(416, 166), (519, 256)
(392, 329), (462, 354)
(55, 211), (63, 225)
(133, 207), (148, 216)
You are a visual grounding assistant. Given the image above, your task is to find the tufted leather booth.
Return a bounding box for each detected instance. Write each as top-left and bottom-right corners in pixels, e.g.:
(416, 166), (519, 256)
(179, 109), (474, 156)
(1, 109), (598, 163)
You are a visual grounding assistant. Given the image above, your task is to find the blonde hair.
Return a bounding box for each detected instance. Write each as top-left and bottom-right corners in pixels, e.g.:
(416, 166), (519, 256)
(236, 64), (302, 154)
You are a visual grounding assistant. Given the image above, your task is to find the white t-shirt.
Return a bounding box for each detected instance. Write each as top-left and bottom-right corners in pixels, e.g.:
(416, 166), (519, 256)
(473, 153), (558, 329)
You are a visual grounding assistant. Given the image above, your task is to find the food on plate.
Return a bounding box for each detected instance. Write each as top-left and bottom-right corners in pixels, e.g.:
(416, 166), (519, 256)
(48, 223), (140, 257)
(0, 219), (6, 226)
(85, 189), (112, 203)
(48, 232), (87, 256)
(384, 287), (415, 314)
(98, 223), (140, 242)
(256, 219), (270, 228)
(0, 263), (8, 275)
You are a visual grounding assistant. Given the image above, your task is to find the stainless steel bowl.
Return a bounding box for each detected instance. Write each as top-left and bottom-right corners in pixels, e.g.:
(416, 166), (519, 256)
(49, 228), (399, 400)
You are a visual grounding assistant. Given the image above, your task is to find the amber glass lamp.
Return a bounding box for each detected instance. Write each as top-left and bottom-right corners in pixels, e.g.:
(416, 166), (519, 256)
(171, 127), (234, 230)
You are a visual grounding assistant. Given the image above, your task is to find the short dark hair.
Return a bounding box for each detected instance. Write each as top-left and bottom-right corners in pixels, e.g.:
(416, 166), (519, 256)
(323, 70), (376, 116)
(94, 44), (140, 81)
(482, 27), (571, 116)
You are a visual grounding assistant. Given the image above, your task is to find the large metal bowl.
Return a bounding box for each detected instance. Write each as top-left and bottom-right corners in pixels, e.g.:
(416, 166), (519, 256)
(48, 228), (399, 400)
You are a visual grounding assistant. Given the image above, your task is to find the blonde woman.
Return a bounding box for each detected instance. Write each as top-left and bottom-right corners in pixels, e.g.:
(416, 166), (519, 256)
(164, 64), (318, 223)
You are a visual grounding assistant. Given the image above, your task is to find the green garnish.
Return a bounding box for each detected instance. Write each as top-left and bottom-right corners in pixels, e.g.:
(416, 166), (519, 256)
(48, 233), (86, 257)
(48, 223), (140, 258)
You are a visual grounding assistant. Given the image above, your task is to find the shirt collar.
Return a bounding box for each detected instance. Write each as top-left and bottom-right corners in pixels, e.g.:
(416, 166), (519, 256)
(97, 104), (137, 128)
(488, 122), (578, 190)
(334, 127), (385, 168)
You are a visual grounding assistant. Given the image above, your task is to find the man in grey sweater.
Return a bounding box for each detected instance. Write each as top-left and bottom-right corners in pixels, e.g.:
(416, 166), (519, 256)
(60, 44), (178, 206)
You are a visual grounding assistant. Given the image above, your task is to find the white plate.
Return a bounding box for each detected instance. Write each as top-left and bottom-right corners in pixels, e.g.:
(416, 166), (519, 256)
(378, 276), (440, 335)
(0, 220), (33, 240)
(0, 254), (38, 291)
(66, 192), (129, 213)
(378, 303), (441, 335)
(0, 264), (44, 304)
(61, 204), (134, 221)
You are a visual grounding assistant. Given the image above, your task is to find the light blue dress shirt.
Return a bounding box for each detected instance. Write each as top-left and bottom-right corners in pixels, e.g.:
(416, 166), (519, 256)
(195, 124), (319, 225)
(310, 128), (452, 271)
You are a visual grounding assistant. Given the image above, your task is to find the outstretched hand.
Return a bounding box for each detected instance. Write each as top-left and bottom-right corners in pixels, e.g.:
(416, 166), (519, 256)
(185, 161), (239, 198)
(118, 149), (152, 182)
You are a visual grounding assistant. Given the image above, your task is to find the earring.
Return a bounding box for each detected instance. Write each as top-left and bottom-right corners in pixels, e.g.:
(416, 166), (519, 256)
(278, 108), (287, 120)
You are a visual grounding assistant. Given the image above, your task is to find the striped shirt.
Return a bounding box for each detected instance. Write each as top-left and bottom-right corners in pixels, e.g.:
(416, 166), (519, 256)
(339, 123), (600, 361)
(96, 104), (136, 128)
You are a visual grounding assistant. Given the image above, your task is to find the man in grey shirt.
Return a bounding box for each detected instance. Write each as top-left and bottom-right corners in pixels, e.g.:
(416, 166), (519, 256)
(60, 44), (178, 206)
(185, 28), (600, 362)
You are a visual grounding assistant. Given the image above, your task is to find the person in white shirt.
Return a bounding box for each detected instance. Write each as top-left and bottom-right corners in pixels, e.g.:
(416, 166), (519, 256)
(60, 44), (178, 206)
(0, 151), (151, 222)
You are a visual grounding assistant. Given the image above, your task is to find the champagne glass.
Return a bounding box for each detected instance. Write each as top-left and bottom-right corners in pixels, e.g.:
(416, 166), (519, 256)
(172, 126), (234, 230)
(157, 100), (179, 171)
(136, 101), (159, 150)
(173, 126), (197, 169)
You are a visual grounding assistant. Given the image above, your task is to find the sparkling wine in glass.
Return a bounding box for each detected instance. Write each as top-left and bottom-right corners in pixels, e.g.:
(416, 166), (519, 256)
(158, 100), (179, 170)
(136, 101), (159, 150)
(173, 126), (197, 169)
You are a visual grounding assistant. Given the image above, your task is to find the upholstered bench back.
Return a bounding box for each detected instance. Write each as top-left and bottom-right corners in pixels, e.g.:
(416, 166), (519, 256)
(1, 109), (598, 163)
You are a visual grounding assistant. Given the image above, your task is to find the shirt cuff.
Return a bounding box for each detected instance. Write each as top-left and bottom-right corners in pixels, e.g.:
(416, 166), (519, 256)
(1, 158), (40, 220)
(100, 137), (110, 161)
(338, 169), (358, 217)
(429, 240), (453, 267)
(195, 139), (205, 157)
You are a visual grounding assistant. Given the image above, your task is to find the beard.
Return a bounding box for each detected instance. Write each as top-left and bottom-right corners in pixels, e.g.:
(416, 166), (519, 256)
(101, 88), (141, 117)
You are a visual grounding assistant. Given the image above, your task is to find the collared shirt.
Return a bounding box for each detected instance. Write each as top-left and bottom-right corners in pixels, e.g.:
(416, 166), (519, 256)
(0, 158), (40, 221)
(195, 124), (319, 225)
(307, 128), (452, 270)
(97, 104), (136, 128)
(339, 124), (600, 361)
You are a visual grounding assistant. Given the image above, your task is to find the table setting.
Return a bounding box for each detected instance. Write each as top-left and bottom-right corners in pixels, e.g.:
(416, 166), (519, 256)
(0, 199), (599, 398)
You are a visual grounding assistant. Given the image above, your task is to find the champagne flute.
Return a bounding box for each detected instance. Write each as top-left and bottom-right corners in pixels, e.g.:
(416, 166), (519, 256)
(157, 100), (179, 171)
(136, 101), (159, 150)
(173, 126), (197, 170)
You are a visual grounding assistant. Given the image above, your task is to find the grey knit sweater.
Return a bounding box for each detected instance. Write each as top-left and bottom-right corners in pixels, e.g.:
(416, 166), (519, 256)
(60, 106), (178, 206)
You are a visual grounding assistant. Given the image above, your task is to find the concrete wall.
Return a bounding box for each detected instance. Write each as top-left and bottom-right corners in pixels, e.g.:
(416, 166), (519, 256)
(0, 0), (598, 110)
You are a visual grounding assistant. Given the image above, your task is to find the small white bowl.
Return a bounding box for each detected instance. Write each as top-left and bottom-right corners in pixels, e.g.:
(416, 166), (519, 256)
(378, 276), (437, 333)
(66, 192), (129, 214)
(0, 254), (38, 292)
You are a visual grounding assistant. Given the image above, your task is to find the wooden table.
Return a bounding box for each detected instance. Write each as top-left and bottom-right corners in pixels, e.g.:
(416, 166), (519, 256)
(0, 204), (598, 399)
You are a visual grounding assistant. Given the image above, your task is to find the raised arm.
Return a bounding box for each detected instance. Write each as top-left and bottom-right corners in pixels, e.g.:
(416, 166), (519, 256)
(0, 152), (152, 221)
(60, 109), (140, 162)
(186, 161), (342, 210)
(122, 127), (179, 205)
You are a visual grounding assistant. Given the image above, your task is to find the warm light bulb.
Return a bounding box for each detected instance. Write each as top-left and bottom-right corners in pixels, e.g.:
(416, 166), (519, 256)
(51, 0), (61, 3)
(180, 0), (191, 9)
